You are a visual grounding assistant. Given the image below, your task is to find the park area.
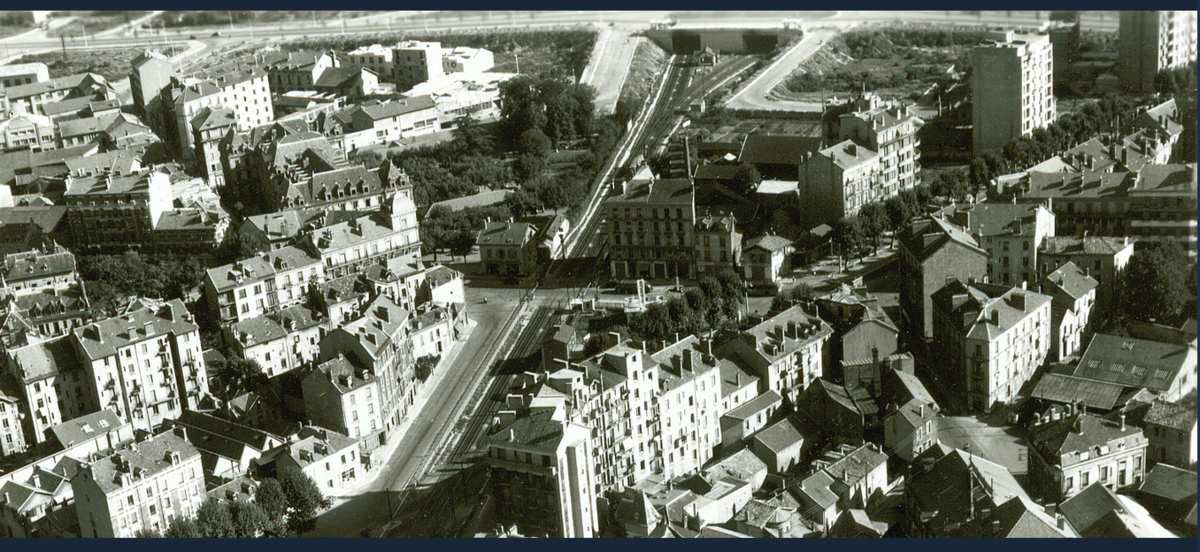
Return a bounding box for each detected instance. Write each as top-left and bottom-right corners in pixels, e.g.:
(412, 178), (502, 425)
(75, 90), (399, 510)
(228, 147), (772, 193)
(773, 27), (989, 103)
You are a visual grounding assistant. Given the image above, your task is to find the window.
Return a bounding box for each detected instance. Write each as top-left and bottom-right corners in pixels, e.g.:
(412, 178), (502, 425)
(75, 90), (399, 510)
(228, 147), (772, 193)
(1081, 472), (1090, 486)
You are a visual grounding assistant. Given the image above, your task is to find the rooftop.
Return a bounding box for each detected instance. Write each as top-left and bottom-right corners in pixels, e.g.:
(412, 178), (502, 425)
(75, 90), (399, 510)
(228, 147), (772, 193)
(1027, 413), (1144, 462)
(205, 246), (320, 292)
(739, 134), (823, 166)
(1072, 332), (1195, 393)
(87, 431), (200, 494)
(48, 409), (125, 448)
(71, 299), (197, 361)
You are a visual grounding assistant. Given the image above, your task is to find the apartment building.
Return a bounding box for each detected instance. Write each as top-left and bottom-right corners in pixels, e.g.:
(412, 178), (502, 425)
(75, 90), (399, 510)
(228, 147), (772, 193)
(838, 99), (921, 192)
(971, 31), (1055, 154)
(722, 305), (833, 405)
(0, 63), (49, 89)
(344, 44), (396, 77)
(224, 306), (325, 378)
(70, 300), (208, 433)
(263, 50), (339, 94)
(128, 51), (174, 122)
(317, 295), (415, 442)
(1119, 11), (1198, 94)
(965, 202), (1056, 287)
(477, 214), (569, 277)
(442, 47), (495, 74)
(0, 112), (57, 152)
(1002, 164), (1197, 257)
(485, 404), (599, 538)
(3, 337), (89, 446)
(166, 69), (273, 162)
(190, 107), (238, 188)
(0, 381), (25, 457)
(322, 97), (440, 152)
(1041, 262), (1098, 362)
(298, 190), (421, 280)
(897, 216), (988, 340)
(254, 426), (360, 497)
(204, 246), (323, 324)
(799, 140), (884, 224)
(72, 430), (205, 538)
(391, 41), (446, 90)
(1039, 236), (1134, 321)
(61, 168), (172, 253)
(302, 355), (381, 441)
(606, 178), (696, 280)
(648, 336), (723, 480)
(930, 281), (1051, 412)
(1071, 332), (1197, 402)
(1028, 410), (1148, 502)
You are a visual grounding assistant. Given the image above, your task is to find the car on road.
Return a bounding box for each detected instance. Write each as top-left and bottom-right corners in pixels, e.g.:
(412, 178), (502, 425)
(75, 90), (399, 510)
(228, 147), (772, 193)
(188, 35), (197, 39)
(211, 31), (222, 37)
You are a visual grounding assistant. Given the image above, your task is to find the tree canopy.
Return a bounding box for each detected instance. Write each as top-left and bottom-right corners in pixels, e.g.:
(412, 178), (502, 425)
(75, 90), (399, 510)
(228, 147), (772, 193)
(1120, 241), (1193, 325)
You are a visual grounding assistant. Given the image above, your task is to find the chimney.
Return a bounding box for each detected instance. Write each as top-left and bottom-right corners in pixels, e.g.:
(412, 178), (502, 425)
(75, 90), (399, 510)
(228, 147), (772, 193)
(1120, 414), (1126, 431)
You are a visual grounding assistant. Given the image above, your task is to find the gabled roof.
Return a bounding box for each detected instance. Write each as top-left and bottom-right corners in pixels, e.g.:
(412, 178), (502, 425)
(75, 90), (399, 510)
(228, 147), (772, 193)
(1061, 483), (1175, 537)
(739, 134), (822, 166)
(71, 299), (197, 361)
(1072, 332), (1194, 393)
(899, 216), (985, 262)
(1027, 413), (1143, 461)
(1031, 373), (1125, 412)
(751, 416), (807, 454)
(722, 390), (782, 421)
(743, 234), (792, 253)
(8, 335), (76, 383)
(88, 431), (200, 494)
(49, 409), (124, 448)
(485, 407), (566, 452)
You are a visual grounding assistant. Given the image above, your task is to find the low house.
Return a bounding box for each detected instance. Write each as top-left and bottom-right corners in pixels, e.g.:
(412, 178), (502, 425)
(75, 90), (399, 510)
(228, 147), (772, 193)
(719, 390), (781, 448)
(1133, 463), (1197, 536)
(828, 509), (888, 538)
(170, 411), (285, 483)
(797, 379), (876, 444)
(1071, 332), (1198, 402)
(791, 443), (888, 531)
(749, 416), (809, 474)
(253, 426), (361, 497)
(1059, 482), (1175, 537)
(816, 284), (899, 368)
(879, 368), (940, 463)
(741, 234), (793, 289)
(1141, 399), (1196, 470)
(477, 220), (539, 277)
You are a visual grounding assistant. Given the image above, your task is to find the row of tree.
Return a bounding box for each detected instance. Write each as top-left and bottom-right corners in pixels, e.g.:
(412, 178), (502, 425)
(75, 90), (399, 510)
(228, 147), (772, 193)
(78, 253), (206, 314)
(628, 270), (746, 341)
(138, 470), (329, 537)
(828, 183), (935, 261)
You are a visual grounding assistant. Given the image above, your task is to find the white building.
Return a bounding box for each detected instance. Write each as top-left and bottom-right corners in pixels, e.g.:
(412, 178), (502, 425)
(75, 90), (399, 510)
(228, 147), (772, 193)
(972, 31), (1056, 154)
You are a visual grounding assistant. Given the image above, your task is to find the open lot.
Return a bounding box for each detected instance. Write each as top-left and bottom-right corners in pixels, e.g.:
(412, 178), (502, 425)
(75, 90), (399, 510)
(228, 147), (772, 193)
(773, 27), (988, 104)
(151, 11), (373, 29)
(10, 43), (186, 81)
(48, 11), (148, 37)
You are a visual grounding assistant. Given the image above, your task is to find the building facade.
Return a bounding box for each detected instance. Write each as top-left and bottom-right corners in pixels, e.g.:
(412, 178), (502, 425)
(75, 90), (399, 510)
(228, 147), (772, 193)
(606, 179), (696, 281)
(971, 31), (1056, 154)
(1118, 11), (1198, 94)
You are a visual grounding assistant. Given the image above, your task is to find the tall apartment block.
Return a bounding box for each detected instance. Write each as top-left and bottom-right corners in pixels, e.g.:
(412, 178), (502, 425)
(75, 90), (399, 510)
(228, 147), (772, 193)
(1119, 11), (1198, 94)
(971, 31), (1055, 155)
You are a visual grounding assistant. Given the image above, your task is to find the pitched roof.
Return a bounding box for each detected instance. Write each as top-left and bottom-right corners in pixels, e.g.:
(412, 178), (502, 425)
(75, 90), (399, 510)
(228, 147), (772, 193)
(1041, 261), (1098, 304)
(1072, 333), (1194, 393)
(1137, 463), (1197, 506)
(1143, 399), (1196, 432)
(486, 407), (566, 452)
(1031, 373), (1125, 412)
(1061, 483), (1175, 537)
(2, 245), (75, 283)
(357, 96), (437, 120)
(899, 216), (984, 261)
(477, 221), (536, 247)
(743, 234), (792, 253)
(71, 299), (197, 361)
(751, 416), (807, 454)
(48, 409), (124, 448)
(312, 354), (376, 394)
(205, 246), (320, 292)
(613, 178), (694, 205)
(87, 431), (200, 494)
(722, 389), (782, 421)
(1027, 413), (1144, 461)
(8, 335), (76, 383)
(739, 134), (823, 166)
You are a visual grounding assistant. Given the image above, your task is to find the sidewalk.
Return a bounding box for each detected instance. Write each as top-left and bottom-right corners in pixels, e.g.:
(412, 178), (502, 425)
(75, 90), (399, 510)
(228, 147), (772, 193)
(329, 317), (479, 501)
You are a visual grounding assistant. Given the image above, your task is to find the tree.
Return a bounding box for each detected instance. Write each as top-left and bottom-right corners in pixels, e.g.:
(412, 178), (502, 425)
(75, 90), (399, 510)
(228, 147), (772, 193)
(518, 128), (552, 158)
(857, 202), (889, 251)
(506, 189), (542, 216)
(195, 498), (235, 538)
(164, 517), (203, 538)
(833, 216), (867, 265)
(514, 153), (546, 181)
(452, 112), (493, 154)
(210, 356), (268, 402)
(1120, 242), (1192, 324)
(229, 500), (273, 538)
(134, 528), (161, 538)
(771, 283), (814, 312)
(883, 196), (911, 232)
(280, 469), (330, 533)
(254, 478), (289, 520)
(415, 355), (439, 381)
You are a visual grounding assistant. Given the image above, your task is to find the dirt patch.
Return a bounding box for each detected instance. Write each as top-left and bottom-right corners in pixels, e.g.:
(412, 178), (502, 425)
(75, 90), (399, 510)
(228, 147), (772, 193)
(774, 27), (988, 104)
(614, 39), (667, 122)
(10, 44), (187, 81)
(48, 11), (148, 37)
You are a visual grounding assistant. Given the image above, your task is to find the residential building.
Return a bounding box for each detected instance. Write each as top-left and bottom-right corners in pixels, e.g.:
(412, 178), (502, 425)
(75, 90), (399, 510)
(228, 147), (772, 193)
(971, 31), (1056, 154)
(190, 107), (237, 187)
(1133, 463), (1198, 534)
(738, 134), (823, 181)
(965, 202), (1056, 287)
(477, 214), (568, 277)
(391, 41), (446, 89)
(798, 140), (884, 224)
(1000, 164), (1197, 257)
(128, 51), (174, 122)
(263, 50), (339, 94)
(410, 305), (461, 360)
(719, 390), (782, 448)
(203, 246), (323, 324)
(317, 295), (415, 442)
(1028, 411), (1149, 502)
(717, 358), (759, 417)
(749, 416), (809, 474)
(61, 167), (173, 253)
(253, 426), (360, 497)
(1142, 400), (1196, 469)
(838, 98), (921, 192)
(299, 191), (421, 280)
(484, 404), (599, 538)
(321, 97), (439, 152)
(302, 355), (381, 441)
(0, 453), (81, 537)
(1041, 261), (1098, 362)
(1039, 235), (1134, 321)
(906, 444), (1073, 537)
(1071, 332), (1197, 401)
(816, 283), (899, 369)
(69, 300), (208, 433)
(723, 305), (833, 405)
(72, 430), (205, 538)
(3, 337), (88, 446)
(4, 73), (115, 117)
(0, 111), (57, 152)
(741, 234), (792, 288)
(880, 368), (940, 463)
(402, 71), (511, 126)
(0, 377), (28, 457)
(930, 280), (1052, 411)
(693, 210), (741, 276)
(165, 69), (273, 162)
(1060, 481), (1176, 537)
(169, 411), (284, 482)
(1, 244), (78, 297)
(792, 443), (888, 531)
(363, 257), (427, 311)
(224, 306), (325, 379)
(0, 63), (49, 89)
(606, 178), (696, 280)
(897, 216), (988, 340)
(441, 46), (495, 74)
(796, 378), (876, 443)
(1119, 11), (1198, 94)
